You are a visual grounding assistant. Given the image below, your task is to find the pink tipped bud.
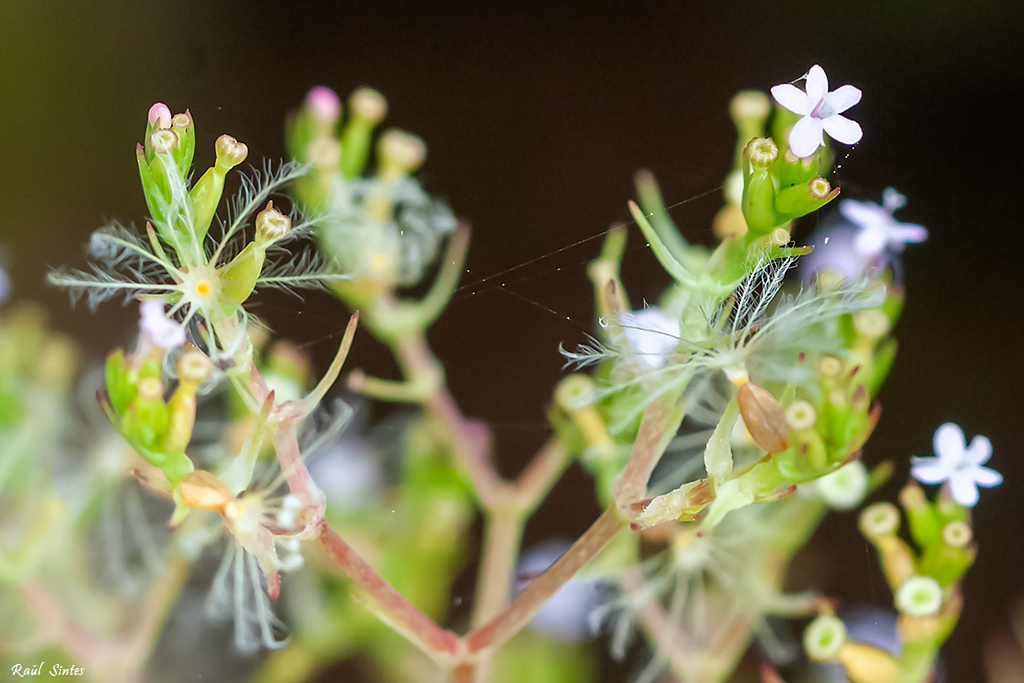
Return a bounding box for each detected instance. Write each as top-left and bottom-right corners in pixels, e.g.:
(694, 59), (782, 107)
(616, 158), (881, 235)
(306, 86), (341, 121)
(214, 134), (248, 172)
(148, 102), (172, 129)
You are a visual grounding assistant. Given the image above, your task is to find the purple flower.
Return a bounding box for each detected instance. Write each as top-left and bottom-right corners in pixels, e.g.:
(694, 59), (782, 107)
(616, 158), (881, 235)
(139, 299), (185, 351)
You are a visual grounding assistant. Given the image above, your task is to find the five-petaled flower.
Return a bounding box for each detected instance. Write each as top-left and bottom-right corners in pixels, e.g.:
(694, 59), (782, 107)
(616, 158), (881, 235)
(771, 65), (863, 158)
(139, 298), (186, 350)
(840, 187), (929, 258)
(911, 422), (1001, 507)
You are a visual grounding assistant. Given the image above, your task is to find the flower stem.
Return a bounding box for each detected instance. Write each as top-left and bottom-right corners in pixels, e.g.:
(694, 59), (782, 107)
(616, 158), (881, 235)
(314, 519), (461, 663)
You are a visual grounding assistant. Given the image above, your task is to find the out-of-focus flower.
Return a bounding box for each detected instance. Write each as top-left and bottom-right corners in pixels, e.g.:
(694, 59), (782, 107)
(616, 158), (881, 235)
(308, 437), (383, 510)
(771, 65), (862, 158)
(911, 423), (1001, 507)
(840, 188), (928, 258)
(517, 539), (604, 642)
(620, 307), (680, 369)
(139, 298), (186, 350)
(0, 265), (10, 303)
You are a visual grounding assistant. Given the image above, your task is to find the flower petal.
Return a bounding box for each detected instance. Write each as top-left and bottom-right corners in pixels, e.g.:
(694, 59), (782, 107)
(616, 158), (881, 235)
(853, 226), (888, 257)
(949, 475), (980, 508)
(964, 434), (992, 465)
(972, 465), (1002, 488)
(839, 200), (887, 228)
(788, 116), (824, 158)
(771, 84), (812, 116)
(827, 85), (862, 113)
(888, 224), (929, 245)
(910, 457), (951, 484)
(821, 114), (863, 145)
(805, 65), (828, 103)
(933, 423), (966, 465)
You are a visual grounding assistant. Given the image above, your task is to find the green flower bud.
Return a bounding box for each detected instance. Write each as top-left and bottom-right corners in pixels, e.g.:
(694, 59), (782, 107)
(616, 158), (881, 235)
(341, 87), (388, 178)
(804, 615), (847, 661)
(860, 502), (900, 538)
(162, 351), (208, 454)
(105, 349), (135, 415)
(895, 575), (943, 617)
(741, 137), (782, 236)
(785, 400), (816, 431)
(134, 377), (169, 450)
(775, 176), (839, 220)
(555, 374), (612, 455)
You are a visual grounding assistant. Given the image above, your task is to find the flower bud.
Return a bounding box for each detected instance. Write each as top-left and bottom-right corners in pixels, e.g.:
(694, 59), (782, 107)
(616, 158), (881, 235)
(178, 469), (233, 512)
(769, 227), (791, 246)
(377, 130), (426, 181)
(219, 242), (266, 306)
(746, 137), (778, 168)
(170, 110), (195, 174)
(803, 615), (846, 661)
(817, 355), (842, 378)
(306, 85), (341, 122)
(339, 87), (389, 178)
(737, 382), (789, 454)
(555, 374), (612, 453)
(214, 134), (248, 172)
(895, 575), (943, 617)
(350, 87), (388, 123)
(785, 400), (816, 431)
(779, 148), (819, 186)
(148, 102), (172, 130)
(255, 202), (292, 246)
(860, 502), (900, 538)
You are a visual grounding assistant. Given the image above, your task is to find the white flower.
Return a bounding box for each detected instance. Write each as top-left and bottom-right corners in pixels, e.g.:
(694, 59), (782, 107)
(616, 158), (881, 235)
(771, 65), (863, 158)
(911, 423), (1001, 507)
(620, 307), (680, 369)
(139, 298), (185, 350)
(840, 188), (929, 257)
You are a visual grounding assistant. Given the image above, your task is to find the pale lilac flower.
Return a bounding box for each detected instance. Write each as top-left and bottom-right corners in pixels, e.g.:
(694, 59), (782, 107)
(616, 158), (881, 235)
(620, 307), (680, 369)
(911, 423), (1001, 507)
(139, 298), (185, 350)
(840, 188), (929, 257)
(771, 65), (863, 158)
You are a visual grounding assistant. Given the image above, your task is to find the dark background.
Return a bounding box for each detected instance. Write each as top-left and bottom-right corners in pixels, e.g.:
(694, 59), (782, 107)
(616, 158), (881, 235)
(1, 1), (1022, 681)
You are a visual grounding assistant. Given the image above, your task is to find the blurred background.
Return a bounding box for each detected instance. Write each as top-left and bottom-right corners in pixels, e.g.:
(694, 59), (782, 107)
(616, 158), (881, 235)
(1, 1), (1022, 680)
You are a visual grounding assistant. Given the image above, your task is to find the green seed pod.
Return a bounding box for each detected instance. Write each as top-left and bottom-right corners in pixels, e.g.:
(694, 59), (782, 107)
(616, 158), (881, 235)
(804, 615), (847, 661)
(170, 110), (195, 179)
(779, 149), (819, 186)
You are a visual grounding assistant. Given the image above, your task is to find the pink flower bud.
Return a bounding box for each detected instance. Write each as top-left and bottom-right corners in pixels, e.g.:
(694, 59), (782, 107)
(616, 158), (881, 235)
(305, 86), (341, 121)
(148, 102), (172, 129)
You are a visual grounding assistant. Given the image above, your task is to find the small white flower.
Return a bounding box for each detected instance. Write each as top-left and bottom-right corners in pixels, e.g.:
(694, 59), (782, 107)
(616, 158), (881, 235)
(771, 65), (863, 158)
(840, 188), (929, 257)
(620, 307), (680, 369)
(139, 298), (186, 350)
(911, 423), (1001, 507)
